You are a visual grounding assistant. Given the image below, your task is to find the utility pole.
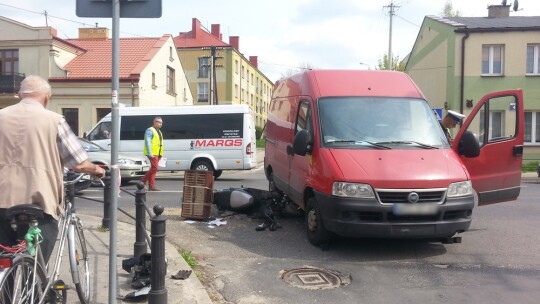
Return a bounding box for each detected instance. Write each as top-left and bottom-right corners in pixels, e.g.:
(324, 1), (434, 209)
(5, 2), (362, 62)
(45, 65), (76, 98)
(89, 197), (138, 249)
(205, 46), (223, 105)
(384, 0), (399, 70)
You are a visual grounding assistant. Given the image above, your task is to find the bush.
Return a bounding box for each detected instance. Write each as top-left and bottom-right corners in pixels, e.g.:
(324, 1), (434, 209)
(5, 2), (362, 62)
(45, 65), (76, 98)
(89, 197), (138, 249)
(522, 161), (539, 172)
(255, 126), (264, 140)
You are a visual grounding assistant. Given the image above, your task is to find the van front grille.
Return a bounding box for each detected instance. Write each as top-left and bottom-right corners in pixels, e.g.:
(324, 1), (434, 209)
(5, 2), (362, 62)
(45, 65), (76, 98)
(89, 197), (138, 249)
(376, 190), (445, 204)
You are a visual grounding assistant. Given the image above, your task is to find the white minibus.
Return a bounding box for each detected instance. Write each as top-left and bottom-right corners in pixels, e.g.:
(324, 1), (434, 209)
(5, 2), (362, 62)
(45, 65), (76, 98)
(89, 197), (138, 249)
(86, 104), (257, 178)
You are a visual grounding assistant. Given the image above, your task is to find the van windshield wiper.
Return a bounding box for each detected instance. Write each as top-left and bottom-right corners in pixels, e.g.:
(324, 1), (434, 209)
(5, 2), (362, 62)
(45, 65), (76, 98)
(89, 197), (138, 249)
(375, 141), (438, 149)
(327, 140), (391, 149)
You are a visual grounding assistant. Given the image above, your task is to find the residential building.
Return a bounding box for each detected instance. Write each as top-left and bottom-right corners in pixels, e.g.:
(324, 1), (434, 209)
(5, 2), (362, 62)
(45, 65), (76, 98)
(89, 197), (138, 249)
(405, 5), (540, 162)
(0, 16), (193, 136)
(174, 18), (273, 128)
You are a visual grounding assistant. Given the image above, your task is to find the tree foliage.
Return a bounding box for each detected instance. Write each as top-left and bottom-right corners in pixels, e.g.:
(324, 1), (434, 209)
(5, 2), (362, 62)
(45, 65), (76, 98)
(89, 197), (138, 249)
(441, 0), (461, 17)
(376, 54), (406, 71)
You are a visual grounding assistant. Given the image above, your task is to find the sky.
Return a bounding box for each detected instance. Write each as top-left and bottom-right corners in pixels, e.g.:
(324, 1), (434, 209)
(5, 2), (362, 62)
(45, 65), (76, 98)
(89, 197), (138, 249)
(0, 0), (538, 82)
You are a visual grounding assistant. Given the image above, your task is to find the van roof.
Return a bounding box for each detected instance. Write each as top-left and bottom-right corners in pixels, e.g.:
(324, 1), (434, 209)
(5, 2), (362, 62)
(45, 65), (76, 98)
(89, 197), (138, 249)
(104, 104), (252, 118)
(273, 69), (426, 99)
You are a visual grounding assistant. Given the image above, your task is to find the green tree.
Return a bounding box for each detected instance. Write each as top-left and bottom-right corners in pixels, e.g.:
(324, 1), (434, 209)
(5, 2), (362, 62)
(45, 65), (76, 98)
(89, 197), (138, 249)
(376, 54), (406, 71)
(441, 0), (461, 17)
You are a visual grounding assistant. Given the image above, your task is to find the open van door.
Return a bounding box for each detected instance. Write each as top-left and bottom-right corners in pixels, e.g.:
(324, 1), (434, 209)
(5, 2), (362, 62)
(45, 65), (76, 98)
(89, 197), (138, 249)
(453, 89), (524, 206)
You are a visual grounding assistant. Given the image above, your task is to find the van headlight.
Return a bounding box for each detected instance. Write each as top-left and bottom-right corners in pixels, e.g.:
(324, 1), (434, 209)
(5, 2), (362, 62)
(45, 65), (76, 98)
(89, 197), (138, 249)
(447, 181), (472, 197)
(332, 182), (374, 198)
(118, 158), (136, 165)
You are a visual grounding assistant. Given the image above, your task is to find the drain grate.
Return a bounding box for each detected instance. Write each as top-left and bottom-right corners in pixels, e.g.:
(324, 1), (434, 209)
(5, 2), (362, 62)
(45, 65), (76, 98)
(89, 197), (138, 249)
(280, 266), (351, 290)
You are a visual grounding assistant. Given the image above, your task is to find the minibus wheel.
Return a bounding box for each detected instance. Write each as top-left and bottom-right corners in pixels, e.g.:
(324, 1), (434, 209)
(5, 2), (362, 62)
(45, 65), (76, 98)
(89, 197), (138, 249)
(305, 197), (332, 246)
(191, 160), (214, 172)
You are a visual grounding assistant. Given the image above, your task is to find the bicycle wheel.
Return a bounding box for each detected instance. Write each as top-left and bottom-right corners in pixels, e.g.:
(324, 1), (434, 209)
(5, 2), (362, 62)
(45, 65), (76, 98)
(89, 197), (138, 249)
(0, 254), (48, 304)
(68, 218), (90, 304)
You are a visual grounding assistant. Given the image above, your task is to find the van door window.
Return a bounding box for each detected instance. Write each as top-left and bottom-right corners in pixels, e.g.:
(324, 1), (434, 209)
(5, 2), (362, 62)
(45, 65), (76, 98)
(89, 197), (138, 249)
(88, 121), (112, 140)
(466, 95), (517, 147)
(295, 101), (311, 135)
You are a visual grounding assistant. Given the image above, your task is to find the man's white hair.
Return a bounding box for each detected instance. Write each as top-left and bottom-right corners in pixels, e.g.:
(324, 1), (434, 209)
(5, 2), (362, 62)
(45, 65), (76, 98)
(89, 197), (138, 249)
(19, 75), (51, 96)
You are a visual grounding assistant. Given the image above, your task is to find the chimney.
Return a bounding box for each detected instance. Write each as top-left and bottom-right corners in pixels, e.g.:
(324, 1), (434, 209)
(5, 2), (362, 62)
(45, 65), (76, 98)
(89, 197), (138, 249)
(249, 56), (258, 69)
(192, 18), (202, 38)
(229, 36), (240, 52)
(50, 27), (57, 37)
(78, 27), (109, 39)
(211, 24), (222, 40)
(487, 5), (510, 17)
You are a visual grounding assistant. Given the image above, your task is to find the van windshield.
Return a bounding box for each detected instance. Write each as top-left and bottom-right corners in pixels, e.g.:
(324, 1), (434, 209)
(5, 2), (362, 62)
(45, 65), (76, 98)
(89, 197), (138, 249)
(318, 97), (449, 148)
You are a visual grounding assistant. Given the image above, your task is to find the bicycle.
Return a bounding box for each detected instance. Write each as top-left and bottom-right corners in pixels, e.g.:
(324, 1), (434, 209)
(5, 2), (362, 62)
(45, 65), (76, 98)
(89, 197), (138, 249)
(0, 171), (96, 304)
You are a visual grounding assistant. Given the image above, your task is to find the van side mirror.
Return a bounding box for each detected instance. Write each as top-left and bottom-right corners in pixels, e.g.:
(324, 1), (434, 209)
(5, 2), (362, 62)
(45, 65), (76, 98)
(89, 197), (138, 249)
(458, 131), (480, 157)
(293, 129), (312, 156)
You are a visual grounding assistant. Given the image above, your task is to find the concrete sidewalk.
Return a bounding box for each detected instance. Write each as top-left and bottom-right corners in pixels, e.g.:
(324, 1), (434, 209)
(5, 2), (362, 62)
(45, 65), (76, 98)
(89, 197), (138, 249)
(61, 213), (213, 304)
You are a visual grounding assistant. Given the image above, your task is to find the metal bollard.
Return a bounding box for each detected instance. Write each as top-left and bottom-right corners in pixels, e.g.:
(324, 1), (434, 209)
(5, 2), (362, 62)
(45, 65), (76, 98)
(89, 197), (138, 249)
(148, 204), (167, 304)
(134, 181), (147, 258)
(101, 175), (111, 229)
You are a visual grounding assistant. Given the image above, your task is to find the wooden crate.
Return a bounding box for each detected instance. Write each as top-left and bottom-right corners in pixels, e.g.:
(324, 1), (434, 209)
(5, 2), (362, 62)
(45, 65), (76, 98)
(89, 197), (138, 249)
(181, 171), (214, 220)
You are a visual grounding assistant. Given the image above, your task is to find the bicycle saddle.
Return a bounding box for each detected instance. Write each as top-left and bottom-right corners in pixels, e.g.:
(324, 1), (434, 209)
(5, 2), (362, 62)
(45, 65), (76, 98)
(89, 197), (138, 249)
(4, 204), (44, 223)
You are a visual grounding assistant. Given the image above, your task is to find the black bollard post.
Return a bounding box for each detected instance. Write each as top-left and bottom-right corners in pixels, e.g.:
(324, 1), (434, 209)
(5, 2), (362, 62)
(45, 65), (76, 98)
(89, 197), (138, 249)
(148, 204), (167, 304)
(101, 175), (111, 229)
(134, 181), (147, 258)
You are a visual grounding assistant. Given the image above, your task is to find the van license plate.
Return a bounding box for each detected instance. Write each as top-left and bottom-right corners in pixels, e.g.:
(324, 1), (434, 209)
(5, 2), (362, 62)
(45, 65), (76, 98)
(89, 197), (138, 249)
(392, 203), (438, 215)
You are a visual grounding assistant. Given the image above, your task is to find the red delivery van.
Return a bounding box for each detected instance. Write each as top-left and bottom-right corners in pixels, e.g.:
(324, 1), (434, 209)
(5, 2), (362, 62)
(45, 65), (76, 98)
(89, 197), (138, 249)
(264, 69), (524, 247)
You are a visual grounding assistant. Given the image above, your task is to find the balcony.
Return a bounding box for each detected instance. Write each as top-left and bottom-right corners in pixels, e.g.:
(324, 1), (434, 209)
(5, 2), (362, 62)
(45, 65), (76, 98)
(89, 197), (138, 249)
(0, 73), (25, 94)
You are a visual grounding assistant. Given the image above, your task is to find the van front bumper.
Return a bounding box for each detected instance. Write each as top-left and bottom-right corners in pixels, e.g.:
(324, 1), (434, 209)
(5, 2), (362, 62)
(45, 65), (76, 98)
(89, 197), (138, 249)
(314, 191), (473, 238)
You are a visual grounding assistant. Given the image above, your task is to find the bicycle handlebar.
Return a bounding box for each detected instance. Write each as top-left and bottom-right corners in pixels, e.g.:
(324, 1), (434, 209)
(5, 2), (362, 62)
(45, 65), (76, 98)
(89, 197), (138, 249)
(64, 171), (106, 187)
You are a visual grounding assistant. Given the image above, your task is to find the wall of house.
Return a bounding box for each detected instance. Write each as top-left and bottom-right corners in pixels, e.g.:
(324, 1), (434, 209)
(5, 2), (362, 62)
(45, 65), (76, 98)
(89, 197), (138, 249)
(138, 38), (193, 106)
(49, 82), (135, 136)
(459, 31), (540, 162)
(405, 18), (454, 111)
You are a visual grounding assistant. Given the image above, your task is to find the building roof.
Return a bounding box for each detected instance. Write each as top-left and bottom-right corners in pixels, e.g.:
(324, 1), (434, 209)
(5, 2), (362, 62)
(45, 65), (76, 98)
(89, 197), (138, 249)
(51, 35), (170, 80)
(430, 15), (540, 32)
(173, 18), (229, 48)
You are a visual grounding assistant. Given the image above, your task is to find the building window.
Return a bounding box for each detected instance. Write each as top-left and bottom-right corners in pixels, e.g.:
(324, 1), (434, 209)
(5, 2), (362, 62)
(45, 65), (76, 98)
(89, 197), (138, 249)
(525, 112), (540, 144)
(235, 84), (239, 98)
(241, 66), (245, 78)
(0, 49), (19, 74)
(526, 44), (540, 75)
(198, 57), (209, 78)
(166, 66), (175, 95)
(151, 72), (156, 89)
(235, 60), (239, 74)
(198, 82), (209, 102)
(482, 45), (504, 75)
(62, 108), (79, 136)
(0, 49), (22, 94)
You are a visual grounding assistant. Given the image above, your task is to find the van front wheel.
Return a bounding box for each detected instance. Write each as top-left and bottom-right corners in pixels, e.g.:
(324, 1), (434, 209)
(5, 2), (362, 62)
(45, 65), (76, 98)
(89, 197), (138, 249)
(305, 197), (332, 246)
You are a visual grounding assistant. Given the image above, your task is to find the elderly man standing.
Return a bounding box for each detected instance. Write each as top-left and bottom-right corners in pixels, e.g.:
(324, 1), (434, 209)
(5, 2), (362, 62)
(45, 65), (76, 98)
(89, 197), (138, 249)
(0, 75), (105, 262)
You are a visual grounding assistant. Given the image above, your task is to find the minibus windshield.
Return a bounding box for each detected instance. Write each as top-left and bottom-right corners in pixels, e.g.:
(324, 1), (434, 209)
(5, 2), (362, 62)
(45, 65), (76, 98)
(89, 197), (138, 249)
(318, 97), (449, 148)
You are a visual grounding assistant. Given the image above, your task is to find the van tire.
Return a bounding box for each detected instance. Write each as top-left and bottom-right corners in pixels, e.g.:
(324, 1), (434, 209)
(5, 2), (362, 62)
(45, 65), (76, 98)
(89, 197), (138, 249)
(191, 160), (214, 172)
(305, 197), (332, 246)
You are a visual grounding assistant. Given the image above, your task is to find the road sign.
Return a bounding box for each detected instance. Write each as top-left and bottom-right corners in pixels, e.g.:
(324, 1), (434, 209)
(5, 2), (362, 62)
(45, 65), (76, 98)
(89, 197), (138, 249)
(76, 0), (162, 18)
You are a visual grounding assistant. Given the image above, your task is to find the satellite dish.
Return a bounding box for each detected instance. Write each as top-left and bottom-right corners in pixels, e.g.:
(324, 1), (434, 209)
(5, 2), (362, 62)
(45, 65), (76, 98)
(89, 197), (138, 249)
(513, 0), (519, 11)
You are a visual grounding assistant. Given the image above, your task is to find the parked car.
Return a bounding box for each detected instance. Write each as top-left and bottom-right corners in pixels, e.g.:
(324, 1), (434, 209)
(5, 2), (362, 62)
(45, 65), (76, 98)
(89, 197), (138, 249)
(78, 138), (149, 184)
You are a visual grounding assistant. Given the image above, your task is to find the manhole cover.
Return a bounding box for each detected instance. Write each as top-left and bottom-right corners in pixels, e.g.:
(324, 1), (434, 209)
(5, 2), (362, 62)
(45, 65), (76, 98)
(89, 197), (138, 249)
(280, 266), (351, 290)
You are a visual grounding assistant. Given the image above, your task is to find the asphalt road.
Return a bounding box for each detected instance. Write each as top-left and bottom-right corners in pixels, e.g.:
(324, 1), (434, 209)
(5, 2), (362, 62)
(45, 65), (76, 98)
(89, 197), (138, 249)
(77, 169), (540, 304)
